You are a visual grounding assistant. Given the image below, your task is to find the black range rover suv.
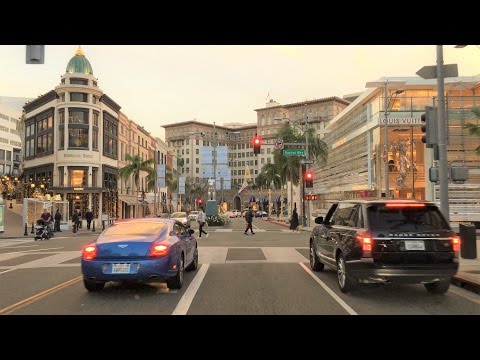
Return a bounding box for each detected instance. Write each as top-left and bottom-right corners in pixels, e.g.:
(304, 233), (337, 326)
(309, 199), (459, 294)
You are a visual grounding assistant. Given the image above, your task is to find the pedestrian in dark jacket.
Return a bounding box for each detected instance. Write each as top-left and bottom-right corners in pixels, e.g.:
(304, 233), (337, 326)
(54, 209), (62, 232)
(290, 207), (299, 232)
(72, 210), (80, 231)
(85, 209), (94, 230)
(244, 207), (255, 235)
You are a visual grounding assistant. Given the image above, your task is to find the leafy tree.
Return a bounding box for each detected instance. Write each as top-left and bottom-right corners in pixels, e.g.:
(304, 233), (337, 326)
(118, 154), (155, 210)
(465, 106), (480, 155)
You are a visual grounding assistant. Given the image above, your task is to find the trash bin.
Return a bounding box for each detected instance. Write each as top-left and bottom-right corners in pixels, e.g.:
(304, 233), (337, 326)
(459, 222), (477, 259)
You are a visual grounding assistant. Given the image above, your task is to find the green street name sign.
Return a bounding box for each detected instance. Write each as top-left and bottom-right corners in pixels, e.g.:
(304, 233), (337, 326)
(283, 149), (305, 156)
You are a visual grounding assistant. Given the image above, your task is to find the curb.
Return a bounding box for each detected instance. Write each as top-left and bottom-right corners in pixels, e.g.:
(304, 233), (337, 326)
(452, 273), (480, 294)
(262, 218), (310, 231)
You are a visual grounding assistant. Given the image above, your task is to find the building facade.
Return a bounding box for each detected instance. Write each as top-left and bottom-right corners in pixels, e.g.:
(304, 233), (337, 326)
(22, 48), (170, 221)
(0, 103), (23, 177)
(316, 76), (480, 225)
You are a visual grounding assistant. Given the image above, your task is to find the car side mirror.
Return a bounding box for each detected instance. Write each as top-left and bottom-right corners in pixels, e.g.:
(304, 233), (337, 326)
(188, 229), (195, 235)
(315, 216), (324, 224)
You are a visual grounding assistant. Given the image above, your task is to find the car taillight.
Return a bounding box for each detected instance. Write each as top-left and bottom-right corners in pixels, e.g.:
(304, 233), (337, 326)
(357, 234), (372, 257)
(385, 203), (426, 208)
(150, 241), (170, 257)
(451, 236), (460, 254)
(82, 244), (97, 260)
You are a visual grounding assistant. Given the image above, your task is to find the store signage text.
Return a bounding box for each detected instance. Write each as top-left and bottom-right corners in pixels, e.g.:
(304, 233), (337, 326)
(380, 118), (422, 126)
(63, 153), (94, 159)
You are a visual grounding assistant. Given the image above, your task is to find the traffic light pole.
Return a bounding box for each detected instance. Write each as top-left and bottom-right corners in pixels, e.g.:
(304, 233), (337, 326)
(436, 45), (450, 222)
(304, 104), (310, 228)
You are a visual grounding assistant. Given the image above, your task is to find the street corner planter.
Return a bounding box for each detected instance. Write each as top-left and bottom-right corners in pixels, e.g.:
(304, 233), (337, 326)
(206, 215), (231, 227)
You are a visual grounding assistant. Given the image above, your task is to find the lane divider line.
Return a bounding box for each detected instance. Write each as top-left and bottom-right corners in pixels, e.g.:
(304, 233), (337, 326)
(299, 262), (358, 315)
(0, 276), (83, 315)
(172, 264), (210, 315)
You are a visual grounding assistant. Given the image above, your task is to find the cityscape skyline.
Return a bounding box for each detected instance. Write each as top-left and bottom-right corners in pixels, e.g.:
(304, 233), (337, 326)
(1, 45), (479, 139)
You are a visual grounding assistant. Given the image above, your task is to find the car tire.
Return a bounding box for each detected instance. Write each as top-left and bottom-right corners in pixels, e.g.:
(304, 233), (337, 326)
(186, 247), (198, 271)
(167, 255), (184, 289)
(336, 253), (358, 293)
(424, 279), (450, 294)
(84, 279), (105, 292)
(310, 241), (324, 271)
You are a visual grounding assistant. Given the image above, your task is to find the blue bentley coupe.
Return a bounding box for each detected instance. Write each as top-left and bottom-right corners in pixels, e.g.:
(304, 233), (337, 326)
(81, 218), (198, 292)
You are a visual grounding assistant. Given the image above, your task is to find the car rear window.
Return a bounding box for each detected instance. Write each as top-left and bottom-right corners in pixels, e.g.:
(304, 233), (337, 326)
(103, 221), (167, 236)
(366, 204), (450, 231)
(171, 212), (186, 218)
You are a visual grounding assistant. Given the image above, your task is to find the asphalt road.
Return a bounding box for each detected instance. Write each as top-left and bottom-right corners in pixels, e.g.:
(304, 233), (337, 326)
(0, 218), (479, 315)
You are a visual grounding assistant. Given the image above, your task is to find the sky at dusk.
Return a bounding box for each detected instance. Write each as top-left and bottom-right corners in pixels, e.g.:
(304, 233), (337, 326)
(0, 45), (479, 140)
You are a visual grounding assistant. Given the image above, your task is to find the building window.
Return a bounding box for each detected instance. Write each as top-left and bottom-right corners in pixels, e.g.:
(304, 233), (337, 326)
(92, 168), (98, 187)
(68, 128), (88, 148)
(103, 112), (118, 159)
(59, 126), (65, 150)
(58, 166), (64, 187)
(196, 168), (199, 174)
(70, 92), (88, 102)
(196, 158), (199, 164)
(59, 110), (65, 125)
(196, 139), (199, 146)
(61, 78), (65, 84)
(68, 109), (88, 124)
(93, 80), (97, 87)
(69, 168), (87, 187)
(92, 95), (97, 104)
(6, 150), (11, 161)
(60, 93), (65, 102)
(93, 111), (99, 126)
(70, 78), (88, 85)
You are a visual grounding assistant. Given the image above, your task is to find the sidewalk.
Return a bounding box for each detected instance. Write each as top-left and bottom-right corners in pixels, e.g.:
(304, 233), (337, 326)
(263, 217), (480, 294)
(0, 203), (102, 239)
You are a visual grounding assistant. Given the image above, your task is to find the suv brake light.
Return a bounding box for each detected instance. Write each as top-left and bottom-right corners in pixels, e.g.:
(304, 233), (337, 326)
(385, 203), (426, 208)
(451, 236), (460, 255)
(82, 244), (97, 260)
(150, 241), (170, 257)
(357, 234), (372, 257)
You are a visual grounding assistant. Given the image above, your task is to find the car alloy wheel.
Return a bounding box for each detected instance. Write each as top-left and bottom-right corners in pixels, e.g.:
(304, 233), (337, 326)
(337, 255), (346, 288)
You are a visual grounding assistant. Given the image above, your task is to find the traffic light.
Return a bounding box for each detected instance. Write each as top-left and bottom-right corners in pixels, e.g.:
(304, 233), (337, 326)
(420, 106), (437, 148)
(197, 198), (203, 206)
(305, 170), (313, 188)
(304, 194), (317, 201)
(253, 135), (262, 155)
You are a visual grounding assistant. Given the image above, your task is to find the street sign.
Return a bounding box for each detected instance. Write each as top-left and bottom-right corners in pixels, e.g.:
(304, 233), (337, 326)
(416, 64), (458, 79)
(283, 149), (305, 156)
(301, 160), (314, 165)
(274, 139), (284, 149)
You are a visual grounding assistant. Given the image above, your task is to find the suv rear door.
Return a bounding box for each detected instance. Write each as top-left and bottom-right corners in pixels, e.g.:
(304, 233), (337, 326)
(366, 203), (456, 266)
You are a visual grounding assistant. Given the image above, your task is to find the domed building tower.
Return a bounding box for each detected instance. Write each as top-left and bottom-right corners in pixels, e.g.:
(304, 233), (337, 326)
(23, 47), (121, 223)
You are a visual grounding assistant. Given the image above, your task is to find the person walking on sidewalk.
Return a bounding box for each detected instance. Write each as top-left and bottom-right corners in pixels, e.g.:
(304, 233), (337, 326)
(197, 207), (208, 238)
(290, 206), (299, 233)
(244, 207), (255, 235)
(54, 209), (62, 232)
(85, 209), (94, 230)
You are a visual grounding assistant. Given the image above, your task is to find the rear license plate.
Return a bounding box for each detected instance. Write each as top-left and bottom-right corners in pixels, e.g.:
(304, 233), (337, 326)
(405, 241), (425, 251)
(112, 263), (131, 274)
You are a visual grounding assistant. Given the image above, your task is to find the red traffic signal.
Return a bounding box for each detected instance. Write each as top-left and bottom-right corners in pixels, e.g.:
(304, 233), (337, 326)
(197, 198), (203, 205)
(304, 170), (314, 188)
(253, 135), (262, 155)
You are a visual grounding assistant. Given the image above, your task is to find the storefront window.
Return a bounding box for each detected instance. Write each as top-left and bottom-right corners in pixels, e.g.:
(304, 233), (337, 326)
(68, 128), (88, 148)
(69, 169), (86, 187)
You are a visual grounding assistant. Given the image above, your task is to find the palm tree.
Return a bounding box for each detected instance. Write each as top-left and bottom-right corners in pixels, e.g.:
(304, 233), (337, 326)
(118, 154), (155, 216)
(274, 123), (328, 213)
(465, 106), (480, 155)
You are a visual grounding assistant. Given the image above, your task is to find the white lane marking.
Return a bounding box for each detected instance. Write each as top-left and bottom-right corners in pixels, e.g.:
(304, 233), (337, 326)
(0, 247), (64, 256)
(0, 269), (16, 275)
(214, 229), (232, 232)
(1, 245), (39, 249)
(172, 263), (210, 315)
(299, 262), (358, 315)
(449, 285), (480, 305)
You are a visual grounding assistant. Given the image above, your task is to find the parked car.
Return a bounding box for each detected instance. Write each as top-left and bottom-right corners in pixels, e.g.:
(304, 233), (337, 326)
(309, 199), (459, 294)
(254, 211), (268, 218)
(188, 211), (199, 221)
(81, 218), (198, 292)
(170, 212), (189, 227)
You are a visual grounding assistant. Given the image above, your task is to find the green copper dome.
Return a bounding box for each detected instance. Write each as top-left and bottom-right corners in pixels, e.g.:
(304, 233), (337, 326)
(66, 47), (93, 75)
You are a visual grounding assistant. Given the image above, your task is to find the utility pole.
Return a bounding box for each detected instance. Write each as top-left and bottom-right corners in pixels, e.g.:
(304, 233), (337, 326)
(436, 45), (450, 222)
(136, 140), (140, 218)
(213, 121), (217, 204)
(304, 103), (310, 227)
(153, 149), (157, 216)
